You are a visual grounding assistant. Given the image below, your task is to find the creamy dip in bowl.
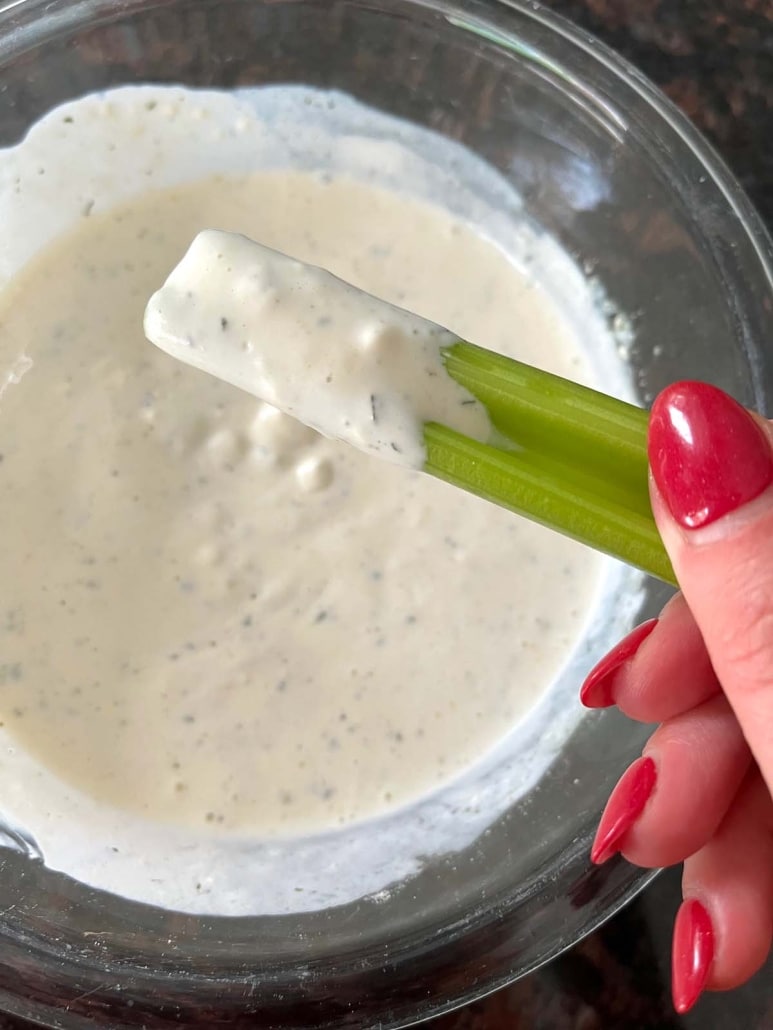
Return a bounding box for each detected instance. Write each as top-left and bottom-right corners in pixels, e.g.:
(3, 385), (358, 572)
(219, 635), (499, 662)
(0, 82), (641, 912)
(0, 2), (771, 1028)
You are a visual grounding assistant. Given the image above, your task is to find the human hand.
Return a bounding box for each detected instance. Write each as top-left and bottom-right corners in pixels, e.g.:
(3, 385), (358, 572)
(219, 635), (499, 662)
(580, 381), (773, 1014)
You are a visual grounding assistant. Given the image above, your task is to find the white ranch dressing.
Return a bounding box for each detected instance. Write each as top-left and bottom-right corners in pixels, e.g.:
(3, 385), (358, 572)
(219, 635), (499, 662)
(0, 85), (642, 914)
(145, 231), (490, 468)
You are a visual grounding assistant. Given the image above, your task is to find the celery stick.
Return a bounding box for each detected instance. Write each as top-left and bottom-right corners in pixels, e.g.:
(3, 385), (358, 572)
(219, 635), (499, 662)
(442, 342), (650, 493)
(432, 340), (673, 583)
(424, 423), (675, 585)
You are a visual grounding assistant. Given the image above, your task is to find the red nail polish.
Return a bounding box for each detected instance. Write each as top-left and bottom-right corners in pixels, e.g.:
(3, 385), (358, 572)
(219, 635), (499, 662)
(591, 756), (657, 864)
(580, 619), (658, 708)
(649, 381), (773, 529)
(672, 899), (714, 1014)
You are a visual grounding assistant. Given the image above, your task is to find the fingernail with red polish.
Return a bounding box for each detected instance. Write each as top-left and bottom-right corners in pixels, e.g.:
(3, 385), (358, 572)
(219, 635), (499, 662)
(580, 619), (658, 708)
(672, 899), (714, 1014)
(591, 756), (657, 864)
(649, 381), (773, 530)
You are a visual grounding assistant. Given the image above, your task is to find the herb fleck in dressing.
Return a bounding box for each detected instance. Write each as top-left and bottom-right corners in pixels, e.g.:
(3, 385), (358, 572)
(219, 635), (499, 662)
(144, 231), (491, 468)
(0, 169), (604, 836)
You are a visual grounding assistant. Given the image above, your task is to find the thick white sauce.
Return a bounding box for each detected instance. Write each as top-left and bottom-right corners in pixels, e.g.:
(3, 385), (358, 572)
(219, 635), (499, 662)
(0, 172), (600, 833)
(0, 86), (641, 914)
(145, 232), (491, 469)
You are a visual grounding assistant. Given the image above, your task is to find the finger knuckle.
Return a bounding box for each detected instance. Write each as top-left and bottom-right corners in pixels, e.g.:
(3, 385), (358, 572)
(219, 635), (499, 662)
(715, 575), (773, 697)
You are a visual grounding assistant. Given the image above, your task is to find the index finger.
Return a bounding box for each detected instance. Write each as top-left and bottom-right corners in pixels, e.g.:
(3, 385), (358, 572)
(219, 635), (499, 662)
(648, 382), (773, 795)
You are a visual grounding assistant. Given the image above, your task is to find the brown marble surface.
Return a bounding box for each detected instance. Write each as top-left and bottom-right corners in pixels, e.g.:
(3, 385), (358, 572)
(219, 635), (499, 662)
(548, 0), (773, 225)
(0, 1), (771, 1028)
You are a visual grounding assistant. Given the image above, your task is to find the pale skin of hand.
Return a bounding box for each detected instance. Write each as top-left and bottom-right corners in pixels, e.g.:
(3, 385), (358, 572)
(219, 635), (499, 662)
(583, 385), (773, 1009)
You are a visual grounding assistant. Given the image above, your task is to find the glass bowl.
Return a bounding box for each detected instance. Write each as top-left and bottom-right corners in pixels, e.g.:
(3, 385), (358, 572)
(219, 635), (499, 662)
(0, 1), (771, 1027)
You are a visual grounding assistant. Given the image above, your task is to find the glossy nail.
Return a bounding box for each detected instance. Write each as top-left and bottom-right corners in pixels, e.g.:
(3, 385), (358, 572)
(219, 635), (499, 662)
(672, 898), (714, 1014)
(591, 756), (657, 865)
(649, 381), (773, 530)
(580, 619), (658, 708)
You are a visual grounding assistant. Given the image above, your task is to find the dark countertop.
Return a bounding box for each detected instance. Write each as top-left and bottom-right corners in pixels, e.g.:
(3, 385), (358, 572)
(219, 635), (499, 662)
(434, 1), (773, 1027)
(548, 0), (773, 226)
(1, 2), (771, 1029)
(430, 871), (773, 1030)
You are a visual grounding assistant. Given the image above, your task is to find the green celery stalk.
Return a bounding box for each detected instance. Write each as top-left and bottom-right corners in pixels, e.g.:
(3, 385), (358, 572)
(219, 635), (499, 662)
(442, 341), (650, 491)
(424, 342), (675, 585)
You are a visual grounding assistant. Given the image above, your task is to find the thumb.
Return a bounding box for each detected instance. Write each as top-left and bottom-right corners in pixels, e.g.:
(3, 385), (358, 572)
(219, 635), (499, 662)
(649, 381), (773, 794)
